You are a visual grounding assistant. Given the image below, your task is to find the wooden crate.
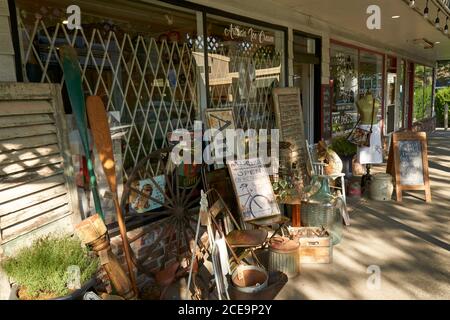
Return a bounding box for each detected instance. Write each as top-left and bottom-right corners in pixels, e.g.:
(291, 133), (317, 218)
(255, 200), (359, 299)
(290, 227), (332, 264)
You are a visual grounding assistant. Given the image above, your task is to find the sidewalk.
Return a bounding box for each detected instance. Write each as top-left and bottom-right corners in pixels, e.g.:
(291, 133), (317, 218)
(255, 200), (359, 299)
(277, 128), (450, 299)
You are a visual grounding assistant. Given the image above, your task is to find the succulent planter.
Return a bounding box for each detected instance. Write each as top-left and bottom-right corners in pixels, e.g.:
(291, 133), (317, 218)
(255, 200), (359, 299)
(9, 277), (97, 300)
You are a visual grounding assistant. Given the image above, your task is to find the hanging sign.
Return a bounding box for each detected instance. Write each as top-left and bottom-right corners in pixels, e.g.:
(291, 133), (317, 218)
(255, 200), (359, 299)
(387, 131), (431, 202)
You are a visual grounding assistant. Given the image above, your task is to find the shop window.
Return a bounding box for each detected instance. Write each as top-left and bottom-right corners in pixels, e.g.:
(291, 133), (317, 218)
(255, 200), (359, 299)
(330, 42), (384, 137)
(205, 15), (285, 130)
(358, 50), (383, 120)
(16, 0), (202, 173)
(413, 65), (434, 122)
(330, 44), (358, 136)
(16, 0), (203, 225)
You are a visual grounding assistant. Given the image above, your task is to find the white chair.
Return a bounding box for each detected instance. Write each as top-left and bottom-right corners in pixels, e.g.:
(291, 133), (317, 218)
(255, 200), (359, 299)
(305, 140), (347, 204)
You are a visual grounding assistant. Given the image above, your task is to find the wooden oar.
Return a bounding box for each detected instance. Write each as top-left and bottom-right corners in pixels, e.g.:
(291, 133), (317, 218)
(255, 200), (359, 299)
(60, 45), (104, 220)
(86, 95), (138, 296)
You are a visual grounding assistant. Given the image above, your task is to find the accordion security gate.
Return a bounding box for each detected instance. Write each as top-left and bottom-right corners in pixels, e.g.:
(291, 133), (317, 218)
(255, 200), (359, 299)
(16, 7), (284, 179)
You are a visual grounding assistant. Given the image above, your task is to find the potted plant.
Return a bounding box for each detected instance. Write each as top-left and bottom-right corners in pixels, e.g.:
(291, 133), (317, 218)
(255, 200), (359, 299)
(2, 234), (99, 300)
(330, 136), (357, 176)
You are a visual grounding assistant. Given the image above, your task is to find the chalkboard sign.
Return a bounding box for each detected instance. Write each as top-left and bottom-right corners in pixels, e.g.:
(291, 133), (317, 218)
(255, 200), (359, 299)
(387, 131), (431, 202)
(321, 84), (332, 140)
(272, 87), (307, 188)
(398, 140), (424, 185)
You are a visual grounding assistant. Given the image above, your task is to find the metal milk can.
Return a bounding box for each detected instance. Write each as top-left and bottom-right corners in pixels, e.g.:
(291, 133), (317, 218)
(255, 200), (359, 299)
(369, 173), (394, 201)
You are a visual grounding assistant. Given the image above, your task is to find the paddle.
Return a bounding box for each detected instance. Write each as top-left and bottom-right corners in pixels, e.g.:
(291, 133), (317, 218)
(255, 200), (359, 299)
(86, 95), (138, 295)
(60, 45), (104, 220)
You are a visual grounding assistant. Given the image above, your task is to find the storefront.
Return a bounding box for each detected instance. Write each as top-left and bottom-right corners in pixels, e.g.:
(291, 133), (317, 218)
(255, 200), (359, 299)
(1, 0), (449, 301)
(11, 0), (444, 143)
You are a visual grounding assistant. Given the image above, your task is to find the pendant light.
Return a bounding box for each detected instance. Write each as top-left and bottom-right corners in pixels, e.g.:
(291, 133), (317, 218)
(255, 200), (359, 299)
(409, 0), (415, 8)
(445, 17), (449, 34)
(435, 9), (441, 28)
(424, 0), (429, 18)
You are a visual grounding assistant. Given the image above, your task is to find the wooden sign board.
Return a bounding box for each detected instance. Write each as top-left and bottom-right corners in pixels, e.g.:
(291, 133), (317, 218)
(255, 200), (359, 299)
(227, 158), (280, 222)
(387, 131), (431, 202)
(272, 87), (308, 186)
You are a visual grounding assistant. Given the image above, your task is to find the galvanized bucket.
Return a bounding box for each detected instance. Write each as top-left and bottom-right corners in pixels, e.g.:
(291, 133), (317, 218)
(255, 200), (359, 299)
(231, 265), (268, 294)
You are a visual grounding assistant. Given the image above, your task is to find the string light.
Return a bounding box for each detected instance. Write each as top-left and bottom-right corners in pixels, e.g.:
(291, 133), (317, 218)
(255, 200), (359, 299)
(409, 0), (415, 8)
(435, 8), (441, 28)
(424, 0), (429, 18)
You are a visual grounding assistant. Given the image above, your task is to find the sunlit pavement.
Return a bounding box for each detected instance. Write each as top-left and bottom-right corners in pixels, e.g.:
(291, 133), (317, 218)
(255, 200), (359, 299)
(277, 128), (450, 300)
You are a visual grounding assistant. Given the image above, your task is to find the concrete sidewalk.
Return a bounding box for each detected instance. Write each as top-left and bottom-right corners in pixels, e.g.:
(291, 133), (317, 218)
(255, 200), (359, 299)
(278, 128), (450, 300)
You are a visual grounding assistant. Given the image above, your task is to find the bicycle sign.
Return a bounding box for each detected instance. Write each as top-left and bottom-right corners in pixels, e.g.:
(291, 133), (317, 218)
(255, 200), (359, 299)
(228, 158), (280, 221)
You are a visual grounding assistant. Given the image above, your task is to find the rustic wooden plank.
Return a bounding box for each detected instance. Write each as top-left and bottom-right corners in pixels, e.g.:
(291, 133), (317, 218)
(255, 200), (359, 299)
(1, 205), (71, 242)
(0, 164), (63, 192)
(1, 194), (69, 229)
(0, 100), (53, 115)
(0, 184), (67, 214)
(0, 144), (60, 165)
(0, 83), (54, 101)
(0, 154), (63, 176)
(0, 174), (66, 205)
(0, 124), (57, 140)
(0, 134), (58, 152)
(0, 114), (54, 128)
(49, 85), (81, 226)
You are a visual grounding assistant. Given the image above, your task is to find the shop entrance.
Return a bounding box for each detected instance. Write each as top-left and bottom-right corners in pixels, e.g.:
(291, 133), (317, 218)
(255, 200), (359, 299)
(292, 31), (321, 143)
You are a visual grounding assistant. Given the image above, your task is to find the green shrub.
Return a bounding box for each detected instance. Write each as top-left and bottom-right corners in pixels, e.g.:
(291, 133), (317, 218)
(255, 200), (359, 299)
(1, 234), (99, 299)
(330, 135), (357, 157)
(435, 87), (450, 126)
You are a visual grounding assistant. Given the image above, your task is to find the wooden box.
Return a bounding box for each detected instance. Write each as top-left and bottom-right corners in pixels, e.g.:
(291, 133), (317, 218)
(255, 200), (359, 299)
(289, 227), (332, 264)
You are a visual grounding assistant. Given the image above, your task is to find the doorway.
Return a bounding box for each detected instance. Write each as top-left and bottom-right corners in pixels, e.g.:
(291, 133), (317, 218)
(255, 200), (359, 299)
(293, 31), (321, 143)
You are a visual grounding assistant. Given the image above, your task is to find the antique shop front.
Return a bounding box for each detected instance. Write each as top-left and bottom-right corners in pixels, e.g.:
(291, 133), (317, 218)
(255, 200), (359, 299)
(1, 0), (449, 301)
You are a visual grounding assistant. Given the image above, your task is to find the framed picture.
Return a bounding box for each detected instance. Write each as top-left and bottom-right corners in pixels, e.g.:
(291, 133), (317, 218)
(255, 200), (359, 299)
(205, 108), (236, 168)
(227, 158), (280, 222)
(205, 108), (236, 131)
(130, 175), (166, 213)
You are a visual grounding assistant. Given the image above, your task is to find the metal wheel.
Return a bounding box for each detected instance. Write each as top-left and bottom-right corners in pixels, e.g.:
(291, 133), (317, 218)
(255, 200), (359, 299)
(120, 146), (205, 276)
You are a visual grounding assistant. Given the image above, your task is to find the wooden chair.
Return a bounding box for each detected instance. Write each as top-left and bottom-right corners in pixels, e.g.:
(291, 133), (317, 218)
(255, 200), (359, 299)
(205, 189), (267, 269)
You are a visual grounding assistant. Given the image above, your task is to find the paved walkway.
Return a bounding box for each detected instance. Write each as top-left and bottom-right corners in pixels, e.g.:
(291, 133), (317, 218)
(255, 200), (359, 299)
(277, 129), (450, 299)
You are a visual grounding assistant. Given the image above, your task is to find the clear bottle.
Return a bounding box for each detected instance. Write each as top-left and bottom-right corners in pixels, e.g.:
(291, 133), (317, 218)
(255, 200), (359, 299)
(301, 177), (344, 245)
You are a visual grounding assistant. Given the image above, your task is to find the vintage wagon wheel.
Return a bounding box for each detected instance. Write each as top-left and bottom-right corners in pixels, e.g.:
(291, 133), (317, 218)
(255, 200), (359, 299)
(120, 146), (206, 277)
